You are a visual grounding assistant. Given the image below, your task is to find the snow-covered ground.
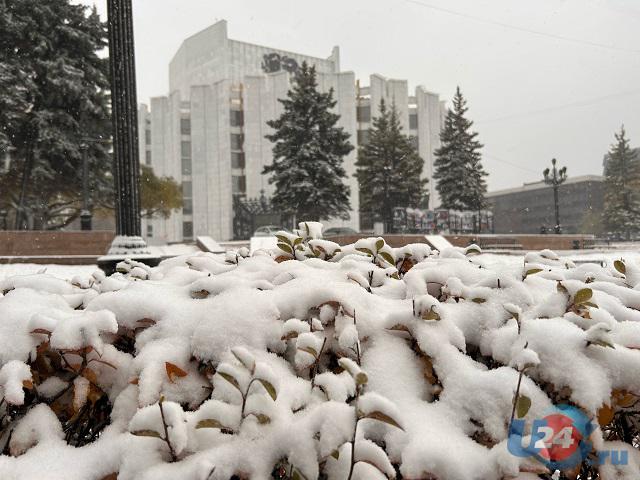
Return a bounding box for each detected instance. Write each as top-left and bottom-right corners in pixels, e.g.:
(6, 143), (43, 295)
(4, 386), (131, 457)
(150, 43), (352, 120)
(1, 232), (639, 479)
(0, 263), (98, 281)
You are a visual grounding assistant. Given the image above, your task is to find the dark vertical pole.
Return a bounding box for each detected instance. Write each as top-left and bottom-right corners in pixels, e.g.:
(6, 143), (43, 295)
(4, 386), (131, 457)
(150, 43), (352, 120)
(553, 182), (560, 234)
(107, 0), (141, 237)
(80, 143), (92, 230)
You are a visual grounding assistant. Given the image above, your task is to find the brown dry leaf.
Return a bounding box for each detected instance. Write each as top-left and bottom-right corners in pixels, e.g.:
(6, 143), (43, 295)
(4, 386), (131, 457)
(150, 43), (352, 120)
(597, 404), (615, 427)
(100, 474), (118, 480)
(129, 377), (139, 385)
(165, 362), (188, 383)
(613, 389), (638, 408)
(275, 255), (291, 263)
(87, 383), (103, 405)
(82, 367), (98, 385)
(22, 379), (33, 390)
(136, 318), (156, 327)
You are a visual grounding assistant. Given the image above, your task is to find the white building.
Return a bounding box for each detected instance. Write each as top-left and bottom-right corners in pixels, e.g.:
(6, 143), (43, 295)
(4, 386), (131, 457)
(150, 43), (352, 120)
(139, 20), (444, 242)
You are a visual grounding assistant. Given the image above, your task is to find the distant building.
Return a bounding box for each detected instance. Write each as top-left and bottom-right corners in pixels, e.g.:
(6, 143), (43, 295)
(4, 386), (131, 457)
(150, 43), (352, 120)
(139, 20), (444, 242)
(487, 175), (604, 234)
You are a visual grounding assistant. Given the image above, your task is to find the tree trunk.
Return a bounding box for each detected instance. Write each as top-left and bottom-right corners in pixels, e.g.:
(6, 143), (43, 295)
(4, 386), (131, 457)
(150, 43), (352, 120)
(15, 145), (34, 230)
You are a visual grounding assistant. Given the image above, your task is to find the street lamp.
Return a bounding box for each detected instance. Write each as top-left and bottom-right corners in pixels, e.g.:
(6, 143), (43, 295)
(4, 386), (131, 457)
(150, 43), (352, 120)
(543, 158), (567, 234)
(79, 142), (92, 231)
(98, 0), (159, 273)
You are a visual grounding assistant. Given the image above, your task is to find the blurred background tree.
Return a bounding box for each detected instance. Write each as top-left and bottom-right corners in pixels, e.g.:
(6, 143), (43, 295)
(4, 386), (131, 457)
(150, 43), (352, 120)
(0, 0), (111, 230)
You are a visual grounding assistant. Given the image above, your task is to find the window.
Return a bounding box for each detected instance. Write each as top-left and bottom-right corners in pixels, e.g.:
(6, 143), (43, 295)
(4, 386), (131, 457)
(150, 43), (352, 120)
(357, 105), (371, 122)
(182, 181), (192, 197)
(181, 141), (191, 158)
(145, 150), (151, 165)
(409, 113), (418, 129)
(232, 175), (246, 194)
(183, 221), (193, 239)
(231, 152), (245, 169)
(182, 198), (193, 215)
(230, 133), (244, 151)
(181, 157), (192, 175)
(145, 129), (151, 145)
(180, 118), (191, 135)
(146, 224), (153, 238)
(357, 129), (370, 145)
(230, 110), (244, 127)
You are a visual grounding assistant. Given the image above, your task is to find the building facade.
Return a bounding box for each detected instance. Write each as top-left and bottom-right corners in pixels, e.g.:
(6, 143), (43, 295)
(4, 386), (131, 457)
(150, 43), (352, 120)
(487, 175), (604, 234)
(139, 20), (444, 242)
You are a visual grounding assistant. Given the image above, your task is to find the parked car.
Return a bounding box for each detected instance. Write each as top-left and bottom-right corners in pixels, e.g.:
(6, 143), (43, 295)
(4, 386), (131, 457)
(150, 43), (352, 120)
(253, 225), (285, 237)
(323, 227), (358, 237)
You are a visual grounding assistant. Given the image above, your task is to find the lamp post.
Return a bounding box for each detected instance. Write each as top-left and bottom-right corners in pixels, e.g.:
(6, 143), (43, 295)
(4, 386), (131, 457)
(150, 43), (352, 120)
(98, 0), (159, 273)
(543, 158), (567, 234)
(79, 142), (92, 231)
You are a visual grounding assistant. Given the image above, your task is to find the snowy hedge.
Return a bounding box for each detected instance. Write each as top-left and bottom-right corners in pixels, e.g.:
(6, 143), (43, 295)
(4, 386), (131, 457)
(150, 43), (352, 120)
(1, 223), (640, 480)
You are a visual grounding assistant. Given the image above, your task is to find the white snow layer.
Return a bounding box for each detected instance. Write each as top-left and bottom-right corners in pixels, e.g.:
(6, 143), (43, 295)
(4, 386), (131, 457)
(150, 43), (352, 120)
(0, 242), (639, 480)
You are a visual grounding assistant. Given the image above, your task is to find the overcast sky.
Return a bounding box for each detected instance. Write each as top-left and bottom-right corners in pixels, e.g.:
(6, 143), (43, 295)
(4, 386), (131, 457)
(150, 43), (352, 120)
(79, 0), (640, 191)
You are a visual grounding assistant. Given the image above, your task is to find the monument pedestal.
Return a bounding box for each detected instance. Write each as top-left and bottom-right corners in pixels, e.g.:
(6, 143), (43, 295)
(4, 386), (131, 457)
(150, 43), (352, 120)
(97, 235), (160, 275)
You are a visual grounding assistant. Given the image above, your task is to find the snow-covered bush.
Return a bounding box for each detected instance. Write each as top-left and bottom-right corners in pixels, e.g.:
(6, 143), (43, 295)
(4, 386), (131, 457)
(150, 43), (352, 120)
(1, 231), (640, 480)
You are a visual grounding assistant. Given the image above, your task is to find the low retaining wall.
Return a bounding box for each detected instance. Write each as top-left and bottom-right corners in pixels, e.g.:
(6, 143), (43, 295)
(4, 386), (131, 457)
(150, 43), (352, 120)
(329, 233), (595, 251)
(0, 231), (115, 261)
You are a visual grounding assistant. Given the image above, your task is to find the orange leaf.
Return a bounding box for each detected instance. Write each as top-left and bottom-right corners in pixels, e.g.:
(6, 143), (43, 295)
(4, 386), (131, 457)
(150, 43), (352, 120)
(597, 404), (615, 427)
(22, 379), (33, 390)
(613, 389), (638, 408)
(165, 362), (188, 383)
(129, 377), (139, 385)
(82, 367), (98, 385)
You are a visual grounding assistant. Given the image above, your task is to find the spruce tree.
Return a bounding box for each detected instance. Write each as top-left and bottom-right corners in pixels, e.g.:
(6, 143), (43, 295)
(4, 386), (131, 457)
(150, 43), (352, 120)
(263, 62), (353, 223)
(355, 100), (427, 232)
(0, 0), (111, 230)
(433, 87), (488, 225)
(603, 126), (640, 239)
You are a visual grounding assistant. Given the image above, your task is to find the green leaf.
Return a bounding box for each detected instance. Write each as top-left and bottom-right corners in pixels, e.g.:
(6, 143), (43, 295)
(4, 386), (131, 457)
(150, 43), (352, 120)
(292, 468), (308, 480)
(614, 260), (626, 275)
(355, 372), (368, 386)
(516, 394), (531, 419)
(583, 301), (599, 309)
(298, 346), (318, 358)
(525, 268), (543, 277)
(471, 297), (486, 304)
(257, 378), (278, 401)
(465, 246), (482, 255)
(277, 243), (293, 254)
(361, 410), (404, 431)
(422, 306), (440, 321)
(276, 234), (291, 245)
(218, 371), (242, 393)
(330, 450), (340, 460)
(254, 413), (271, 424)
(293, 237), (303, 247)
(589, 340), (615, 349)
(378, 251), (395, 265)
(375, 239), (385, 251)
(356, 247), (374, 256)
(574, 288), (593, 305)
(131, 429), (162, 438)
(196, 419), (226, 429)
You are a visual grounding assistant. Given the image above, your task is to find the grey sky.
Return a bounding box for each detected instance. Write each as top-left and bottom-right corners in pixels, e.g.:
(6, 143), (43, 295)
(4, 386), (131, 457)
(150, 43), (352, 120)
(79, 0), (640, 191)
